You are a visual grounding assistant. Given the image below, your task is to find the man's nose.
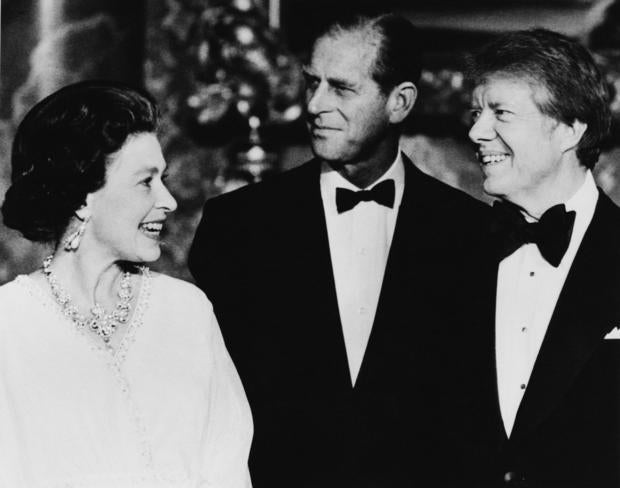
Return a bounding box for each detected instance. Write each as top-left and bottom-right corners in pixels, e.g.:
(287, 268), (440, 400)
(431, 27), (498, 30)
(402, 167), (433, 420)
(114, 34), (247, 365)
(468, 112), (496, 143)
(306, 82), (330, 115)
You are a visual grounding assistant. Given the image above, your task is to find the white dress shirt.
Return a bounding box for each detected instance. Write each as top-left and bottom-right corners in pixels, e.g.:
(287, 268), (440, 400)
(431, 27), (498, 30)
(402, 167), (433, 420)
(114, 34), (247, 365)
(320, 153), (405, 385)
(496, 171), (598, 436)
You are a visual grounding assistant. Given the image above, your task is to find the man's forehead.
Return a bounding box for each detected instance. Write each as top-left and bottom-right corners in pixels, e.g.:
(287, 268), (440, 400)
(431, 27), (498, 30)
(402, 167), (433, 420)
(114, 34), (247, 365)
(473, 73), (550, 104)
(308, 30), (378, 77)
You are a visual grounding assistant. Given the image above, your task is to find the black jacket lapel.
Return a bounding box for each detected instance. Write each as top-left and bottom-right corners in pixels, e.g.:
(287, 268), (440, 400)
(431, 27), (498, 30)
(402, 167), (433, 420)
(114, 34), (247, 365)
(277, 160), (352, 389)
(353, 157), (431, 388)
(485, 261), (508, 442)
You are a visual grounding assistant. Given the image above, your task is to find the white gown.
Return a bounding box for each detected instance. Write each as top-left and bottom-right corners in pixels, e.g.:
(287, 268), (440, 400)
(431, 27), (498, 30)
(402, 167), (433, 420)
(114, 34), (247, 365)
(0, 271), (253, 488)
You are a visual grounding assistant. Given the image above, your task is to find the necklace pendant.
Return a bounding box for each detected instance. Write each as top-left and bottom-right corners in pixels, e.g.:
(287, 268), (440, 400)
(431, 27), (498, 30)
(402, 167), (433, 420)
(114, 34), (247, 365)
(119, 291), (131, 301)
(91, 303), (104, 317)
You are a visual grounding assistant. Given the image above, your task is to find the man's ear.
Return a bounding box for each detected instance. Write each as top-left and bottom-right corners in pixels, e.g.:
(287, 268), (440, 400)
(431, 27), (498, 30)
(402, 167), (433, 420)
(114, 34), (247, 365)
(387, 81), (417, 124)
(559, 119), (588, 153)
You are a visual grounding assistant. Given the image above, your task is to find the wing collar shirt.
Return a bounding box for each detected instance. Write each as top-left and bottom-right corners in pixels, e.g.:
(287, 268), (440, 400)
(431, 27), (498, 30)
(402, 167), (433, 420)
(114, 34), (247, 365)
(320, 152), (405, 386)
(496, 170), (598, 437)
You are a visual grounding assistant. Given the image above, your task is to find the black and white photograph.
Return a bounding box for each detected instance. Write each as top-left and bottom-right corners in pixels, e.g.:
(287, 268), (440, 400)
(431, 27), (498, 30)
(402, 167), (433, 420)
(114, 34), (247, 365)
(2, 0), (620, 486)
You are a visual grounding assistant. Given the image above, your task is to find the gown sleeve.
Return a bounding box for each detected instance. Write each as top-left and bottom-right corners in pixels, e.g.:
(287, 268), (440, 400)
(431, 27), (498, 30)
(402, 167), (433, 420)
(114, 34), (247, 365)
(199, 298), (253, 488)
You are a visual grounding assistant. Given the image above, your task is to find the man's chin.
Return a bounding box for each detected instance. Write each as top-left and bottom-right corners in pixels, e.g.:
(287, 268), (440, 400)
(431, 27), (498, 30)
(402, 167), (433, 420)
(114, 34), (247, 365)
(310, 145), (345, 165)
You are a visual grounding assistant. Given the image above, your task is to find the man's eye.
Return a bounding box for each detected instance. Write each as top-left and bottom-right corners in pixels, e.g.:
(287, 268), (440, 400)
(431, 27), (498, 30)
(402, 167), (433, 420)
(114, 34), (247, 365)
(333, 85), (351, 95)
(495, 109), (513, 120)
(470, 109), (481, 122)
(303, 75), (319, 89)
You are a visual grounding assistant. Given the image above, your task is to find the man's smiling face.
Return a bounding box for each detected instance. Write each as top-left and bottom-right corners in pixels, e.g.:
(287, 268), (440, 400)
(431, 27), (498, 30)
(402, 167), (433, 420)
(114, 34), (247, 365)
(469, 75), (569, 210)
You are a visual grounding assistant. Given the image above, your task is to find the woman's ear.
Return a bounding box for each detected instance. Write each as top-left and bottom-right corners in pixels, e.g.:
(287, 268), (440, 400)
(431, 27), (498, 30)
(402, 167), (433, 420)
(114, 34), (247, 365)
(387, 81), (417, 124)
(75, 194), (94, 221)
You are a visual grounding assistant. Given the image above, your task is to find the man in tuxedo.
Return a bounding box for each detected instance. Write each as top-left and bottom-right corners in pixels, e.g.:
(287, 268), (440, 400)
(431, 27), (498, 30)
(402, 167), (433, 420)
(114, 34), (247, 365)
(189, 13), (488, 487)
(466, 29), (620, 487)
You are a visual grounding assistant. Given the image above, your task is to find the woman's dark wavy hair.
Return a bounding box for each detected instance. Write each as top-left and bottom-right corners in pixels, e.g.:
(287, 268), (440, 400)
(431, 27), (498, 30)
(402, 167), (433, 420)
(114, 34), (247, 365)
(2, 80), (159, 243)
(467, 28), (611, 169)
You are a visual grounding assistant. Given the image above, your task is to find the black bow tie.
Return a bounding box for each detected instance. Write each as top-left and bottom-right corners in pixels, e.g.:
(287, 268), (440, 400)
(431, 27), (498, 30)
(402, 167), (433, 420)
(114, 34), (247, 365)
(491, 201), (576, 267)
(335, 179), (395, 213)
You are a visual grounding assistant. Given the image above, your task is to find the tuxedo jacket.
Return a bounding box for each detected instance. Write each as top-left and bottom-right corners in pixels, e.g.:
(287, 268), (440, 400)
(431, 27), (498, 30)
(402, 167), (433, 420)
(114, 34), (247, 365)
(189, 156), (490, 488)
(464, 190), (620, 488)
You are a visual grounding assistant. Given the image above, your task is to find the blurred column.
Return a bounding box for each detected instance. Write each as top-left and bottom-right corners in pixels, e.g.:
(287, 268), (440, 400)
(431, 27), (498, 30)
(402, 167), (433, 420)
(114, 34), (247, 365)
(268, 0), (280, 29)
(37, 0), (66, 96)
(10, 0), (146, 121)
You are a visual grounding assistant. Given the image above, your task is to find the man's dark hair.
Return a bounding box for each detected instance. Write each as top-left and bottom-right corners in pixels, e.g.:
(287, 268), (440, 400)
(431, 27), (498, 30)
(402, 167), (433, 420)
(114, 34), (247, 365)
(467, 28), (611, 169)
(317, 13), (423, 94)
(2, 80), (159, 243)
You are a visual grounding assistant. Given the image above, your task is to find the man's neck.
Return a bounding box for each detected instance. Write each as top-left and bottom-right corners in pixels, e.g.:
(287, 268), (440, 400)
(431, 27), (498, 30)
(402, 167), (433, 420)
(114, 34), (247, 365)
(510, 165), (588, 220)
(329, 140), (400, 189)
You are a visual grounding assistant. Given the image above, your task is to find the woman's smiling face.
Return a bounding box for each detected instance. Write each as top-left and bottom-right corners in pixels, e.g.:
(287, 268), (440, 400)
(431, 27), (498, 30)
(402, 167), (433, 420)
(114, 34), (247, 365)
(84, 132), (177, 264)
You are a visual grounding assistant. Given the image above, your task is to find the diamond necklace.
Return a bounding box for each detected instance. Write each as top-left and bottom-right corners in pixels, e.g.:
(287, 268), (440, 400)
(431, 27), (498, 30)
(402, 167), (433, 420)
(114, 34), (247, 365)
(42, 255), (133, 343)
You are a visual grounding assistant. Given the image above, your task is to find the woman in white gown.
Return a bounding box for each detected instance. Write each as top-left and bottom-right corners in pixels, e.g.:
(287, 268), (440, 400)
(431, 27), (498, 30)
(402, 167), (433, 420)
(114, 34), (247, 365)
(0, 81), (253, 488)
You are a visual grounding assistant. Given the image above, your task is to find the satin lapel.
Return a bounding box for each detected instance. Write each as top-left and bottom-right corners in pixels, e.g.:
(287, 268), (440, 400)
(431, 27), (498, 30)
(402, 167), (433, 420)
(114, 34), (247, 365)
(354, 157), (432, 388)
(487, 260), (509, 442)
(283, 160), (352, 388)
(510, 193), (620, 442)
